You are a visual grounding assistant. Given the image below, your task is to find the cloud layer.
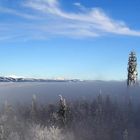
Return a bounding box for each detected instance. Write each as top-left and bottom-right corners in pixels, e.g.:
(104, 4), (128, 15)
(0, 0), (140, 40)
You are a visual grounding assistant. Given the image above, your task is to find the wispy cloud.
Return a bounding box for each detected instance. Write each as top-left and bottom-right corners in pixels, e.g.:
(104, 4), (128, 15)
(0, 6), (38, 19)
(0, 0), (140, 41)
(73, 2), (87, 11)
(23, 0), (140, 37)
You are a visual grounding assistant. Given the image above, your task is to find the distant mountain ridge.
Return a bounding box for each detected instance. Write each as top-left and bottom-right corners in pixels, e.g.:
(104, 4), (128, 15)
(0, 77), (80, 82)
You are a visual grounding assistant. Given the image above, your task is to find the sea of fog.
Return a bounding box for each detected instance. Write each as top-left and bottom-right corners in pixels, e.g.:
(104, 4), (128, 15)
(0, 81), (139, 105)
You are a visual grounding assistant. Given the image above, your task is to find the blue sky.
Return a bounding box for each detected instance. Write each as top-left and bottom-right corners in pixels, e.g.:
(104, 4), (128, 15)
(0, 0), (140, 80)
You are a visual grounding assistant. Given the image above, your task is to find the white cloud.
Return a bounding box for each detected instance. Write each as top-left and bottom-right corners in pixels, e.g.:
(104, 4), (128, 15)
(23, 0), (140, 37)
(0, 0), (140, 40)
(73, 2), (87, 11)
(0, 6), (38, 19)
(74, 2), (81, 7)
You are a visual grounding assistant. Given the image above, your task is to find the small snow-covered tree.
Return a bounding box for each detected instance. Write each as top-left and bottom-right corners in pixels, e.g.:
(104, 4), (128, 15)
(26, 124), (74, 140)
(7, 132), (20, 140)
(58, 95), (67, 126)
(30, 94), (38, 122)
(123, 129), (129, 140)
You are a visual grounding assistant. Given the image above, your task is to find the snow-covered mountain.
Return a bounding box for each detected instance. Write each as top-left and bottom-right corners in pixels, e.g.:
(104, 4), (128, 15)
(0, 77), (80, 82)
